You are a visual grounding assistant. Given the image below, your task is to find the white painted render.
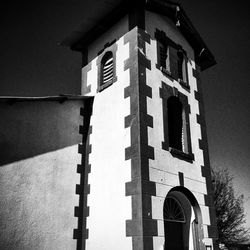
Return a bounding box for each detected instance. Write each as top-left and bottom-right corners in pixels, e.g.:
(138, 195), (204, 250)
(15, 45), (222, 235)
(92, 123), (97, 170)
(82, 15), (132, 250)
(145, 10), (213, 248)
(82, 10), (214, 249)
(0, 100), (84, 250)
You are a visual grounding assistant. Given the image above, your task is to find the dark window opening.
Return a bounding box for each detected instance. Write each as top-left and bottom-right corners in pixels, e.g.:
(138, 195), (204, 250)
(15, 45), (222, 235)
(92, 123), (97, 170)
(177, 50), (188, 85)
(157, 40), (171, 76)
(163, 196), (186, 249)
(177, 51), (184, 80)
(160, 83), (194, 161)
(168, 96), (183, 151)
(159, 41), (167, 69)
(167, 96), (189, 154)
(155, 30), (189, 88)
(101, 51), (113, 86)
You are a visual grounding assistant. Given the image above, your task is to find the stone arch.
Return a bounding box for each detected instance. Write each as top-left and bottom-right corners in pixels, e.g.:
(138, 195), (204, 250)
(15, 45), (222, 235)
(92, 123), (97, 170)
(164, 186), (205, 250)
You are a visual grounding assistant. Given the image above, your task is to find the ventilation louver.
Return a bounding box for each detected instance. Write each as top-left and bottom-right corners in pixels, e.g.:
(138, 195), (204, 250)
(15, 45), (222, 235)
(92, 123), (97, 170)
(102, 55), (113, 85)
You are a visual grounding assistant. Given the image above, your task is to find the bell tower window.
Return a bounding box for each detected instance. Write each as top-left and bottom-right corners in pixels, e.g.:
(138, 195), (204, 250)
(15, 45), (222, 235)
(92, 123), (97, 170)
(101, 52), (114, 86)
(96, 42), (117, 92)
(160, 82), (194, 162)
(167, 96), (188, 153)
(155, 29), (189, 89)
(177, 50), (188, 86)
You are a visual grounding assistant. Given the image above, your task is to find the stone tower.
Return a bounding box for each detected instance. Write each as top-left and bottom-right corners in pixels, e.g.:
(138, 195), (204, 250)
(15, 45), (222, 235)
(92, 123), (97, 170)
(64, 1), (218, 249)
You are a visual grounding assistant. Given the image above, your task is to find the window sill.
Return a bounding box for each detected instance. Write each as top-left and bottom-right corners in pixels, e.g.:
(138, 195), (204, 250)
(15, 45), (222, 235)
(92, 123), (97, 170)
(156, 64), (190, 92)
(156, 64), (174, 81)
(97, 76), (117, 92)
(178, 79), (190, 92)
(160, 66), (172, 78)
(169, 147), (194, 163)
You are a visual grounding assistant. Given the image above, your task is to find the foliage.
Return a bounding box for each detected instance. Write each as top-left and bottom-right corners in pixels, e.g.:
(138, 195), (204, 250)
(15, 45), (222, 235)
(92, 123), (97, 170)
(212, 168), (249, 247)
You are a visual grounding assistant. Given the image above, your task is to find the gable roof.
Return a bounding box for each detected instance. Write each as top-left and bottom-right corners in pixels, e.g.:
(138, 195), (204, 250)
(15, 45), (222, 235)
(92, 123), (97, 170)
(61, 0), (216, 71)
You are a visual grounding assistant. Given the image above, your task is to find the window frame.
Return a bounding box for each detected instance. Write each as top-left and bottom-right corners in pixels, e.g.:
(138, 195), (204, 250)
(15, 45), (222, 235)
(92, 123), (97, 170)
(96, 42), (117, 92)
(160, 82), (194, 162)
(155, 29), (190, 91)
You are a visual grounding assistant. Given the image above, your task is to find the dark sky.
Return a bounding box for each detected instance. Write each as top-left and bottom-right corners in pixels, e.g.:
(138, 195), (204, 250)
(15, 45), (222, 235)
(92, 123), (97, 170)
(1, 0), (250, 227)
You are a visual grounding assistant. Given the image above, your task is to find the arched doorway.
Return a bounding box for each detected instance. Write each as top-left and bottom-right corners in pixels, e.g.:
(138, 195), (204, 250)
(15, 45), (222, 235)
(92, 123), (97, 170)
(164, 187), (204, 250)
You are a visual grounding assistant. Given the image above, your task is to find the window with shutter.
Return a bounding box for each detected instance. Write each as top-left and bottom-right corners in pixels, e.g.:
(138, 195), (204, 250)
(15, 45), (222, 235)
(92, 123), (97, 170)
(101, 52), (113, 86)
(97, 42), (117, 92)
(167, 96), (190, 154)
(177, 50), (189, 86)
(169, 46), (179, 80)
(157, 39), (171, 76)
(159, 41), (167, 69)
(160, 83), (194, 162)
(155, 29), (189, 89)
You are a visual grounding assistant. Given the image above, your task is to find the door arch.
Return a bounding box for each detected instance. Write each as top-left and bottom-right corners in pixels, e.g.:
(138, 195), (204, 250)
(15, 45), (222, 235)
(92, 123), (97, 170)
(163, 187), (205, 250)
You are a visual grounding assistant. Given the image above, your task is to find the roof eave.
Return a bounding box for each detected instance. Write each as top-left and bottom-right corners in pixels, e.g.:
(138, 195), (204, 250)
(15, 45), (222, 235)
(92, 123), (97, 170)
(62, 0), (216, 71)
(146, 0), (216, 70)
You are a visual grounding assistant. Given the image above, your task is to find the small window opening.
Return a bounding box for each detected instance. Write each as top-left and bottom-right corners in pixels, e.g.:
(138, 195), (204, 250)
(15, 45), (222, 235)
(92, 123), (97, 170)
(159, 41), (167, 68)
(168, 97), (183, 151)
(167, 96), (188, 153)
(177, 50), (188, 84)
(158, 41), (171, 73)
(177, 51), (184, 80)
(101, 52), (113, 86)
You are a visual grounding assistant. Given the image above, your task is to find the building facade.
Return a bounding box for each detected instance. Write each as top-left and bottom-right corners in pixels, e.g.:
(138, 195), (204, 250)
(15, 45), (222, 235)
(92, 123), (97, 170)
(0, 96), (92, 250)
(0, 1), (218, 250)
(68, 1), (218, 250)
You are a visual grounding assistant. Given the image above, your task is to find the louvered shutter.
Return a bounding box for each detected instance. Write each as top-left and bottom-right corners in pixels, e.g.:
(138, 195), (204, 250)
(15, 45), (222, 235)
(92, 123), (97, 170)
(169, 46), (179, 80)
(102, 55), (113, 85)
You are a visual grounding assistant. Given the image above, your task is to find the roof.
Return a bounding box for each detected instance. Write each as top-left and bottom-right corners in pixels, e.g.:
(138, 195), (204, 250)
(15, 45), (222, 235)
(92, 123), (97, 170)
(0, 95), (93, 104)
(61, 0), (216, 71)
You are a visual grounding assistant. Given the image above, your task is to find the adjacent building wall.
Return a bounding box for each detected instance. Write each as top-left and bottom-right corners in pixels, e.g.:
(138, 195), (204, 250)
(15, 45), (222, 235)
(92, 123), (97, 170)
(0, 100), (83, 250)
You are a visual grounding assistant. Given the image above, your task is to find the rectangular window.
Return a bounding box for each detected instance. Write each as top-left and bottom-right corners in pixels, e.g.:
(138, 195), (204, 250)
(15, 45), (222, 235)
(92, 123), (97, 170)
(177, 50), (189, 87)
(155, 29), (189, 89)
(157, 40), (171, 76)
(160, 82), (194, 162)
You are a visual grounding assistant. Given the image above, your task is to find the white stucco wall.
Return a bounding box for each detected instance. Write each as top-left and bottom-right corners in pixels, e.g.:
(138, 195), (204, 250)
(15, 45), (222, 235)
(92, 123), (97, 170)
(0, 100), (83, 250)
(82, 15), (132, 250)
(0, 146), (80, 250)
(145, 10), (213, 249)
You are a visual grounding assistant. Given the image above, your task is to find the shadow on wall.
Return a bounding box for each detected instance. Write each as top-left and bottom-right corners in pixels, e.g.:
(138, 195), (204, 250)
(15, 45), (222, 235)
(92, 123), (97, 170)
(0, 98), (92, 250)
(0, 99), (84, 166)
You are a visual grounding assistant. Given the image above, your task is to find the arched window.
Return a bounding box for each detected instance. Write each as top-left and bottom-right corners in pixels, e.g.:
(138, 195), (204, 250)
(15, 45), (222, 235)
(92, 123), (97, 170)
(164, 190), (202, 250)
(164, 197), (185, 223)
(163, 196), (186, 249)
(97, 43), (117, 92)
(101, 51), (114, 86)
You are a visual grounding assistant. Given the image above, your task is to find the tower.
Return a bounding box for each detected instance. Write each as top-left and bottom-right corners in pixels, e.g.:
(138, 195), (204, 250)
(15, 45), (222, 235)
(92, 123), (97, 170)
(64, 1), (218, 249)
